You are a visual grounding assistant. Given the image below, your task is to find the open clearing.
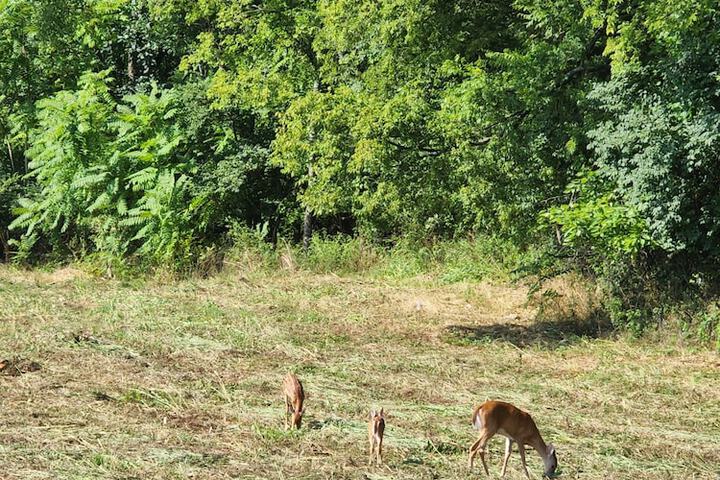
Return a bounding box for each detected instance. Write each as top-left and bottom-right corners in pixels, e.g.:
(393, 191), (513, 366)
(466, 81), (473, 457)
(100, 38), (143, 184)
(0, 266), (718, 479)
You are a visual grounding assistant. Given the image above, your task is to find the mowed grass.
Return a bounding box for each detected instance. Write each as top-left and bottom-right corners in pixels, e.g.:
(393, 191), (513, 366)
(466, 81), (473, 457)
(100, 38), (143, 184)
(0, 265), (718, 480)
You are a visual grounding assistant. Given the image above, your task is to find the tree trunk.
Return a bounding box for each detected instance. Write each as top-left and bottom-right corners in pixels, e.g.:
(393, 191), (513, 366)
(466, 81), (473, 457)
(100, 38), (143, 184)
(302, 165), (313, 252)
(302, 78), (320, 253)
(127, 54), (136, 82)
(6, 139), (14, 172)
(0, 229), (9, 263)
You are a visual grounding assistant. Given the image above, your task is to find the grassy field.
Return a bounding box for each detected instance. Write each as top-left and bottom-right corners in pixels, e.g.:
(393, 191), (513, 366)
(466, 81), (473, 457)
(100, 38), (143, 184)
(0, 265), (718, 479)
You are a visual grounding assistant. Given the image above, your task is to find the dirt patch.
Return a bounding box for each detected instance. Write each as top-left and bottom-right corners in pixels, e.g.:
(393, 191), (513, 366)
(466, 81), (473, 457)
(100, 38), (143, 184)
(0, 265), (90, 287)
(35, 266), (89, 285)
(532, 273), (604, 323)
(394, 282), (533, 322)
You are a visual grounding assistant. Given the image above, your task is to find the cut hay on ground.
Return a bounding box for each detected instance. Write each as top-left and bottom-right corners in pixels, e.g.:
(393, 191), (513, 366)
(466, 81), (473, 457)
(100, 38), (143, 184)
(0, 266), (718, 479)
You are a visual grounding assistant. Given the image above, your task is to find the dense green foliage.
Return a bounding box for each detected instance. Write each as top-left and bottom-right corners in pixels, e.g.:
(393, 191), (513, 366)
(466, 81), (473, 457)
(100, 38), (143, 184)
(1, 1), (719, 338)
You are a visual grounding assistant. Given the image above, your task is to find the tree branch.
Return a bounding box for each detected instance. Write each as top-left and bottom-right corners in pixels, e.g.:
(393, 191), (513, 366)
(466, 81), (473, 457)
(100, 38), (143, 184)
(469, 25), (608, 148)
(553, 24), (609, 90)
(386, 138), (448, 157)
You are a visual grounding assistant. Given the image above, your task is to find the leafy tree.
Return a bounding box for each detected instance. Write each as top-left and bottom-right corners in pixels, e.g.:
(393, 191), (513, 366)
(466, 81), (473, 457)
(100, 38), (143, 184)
(12, 72), (195, 261)
(1, 0), (720, 347)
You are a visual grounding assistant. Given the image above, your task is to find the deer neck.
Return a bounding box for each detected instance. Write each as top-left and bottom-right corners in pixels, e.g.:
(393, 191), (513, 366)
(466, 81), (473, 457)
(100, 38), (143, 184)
(530, 435), (550, 466)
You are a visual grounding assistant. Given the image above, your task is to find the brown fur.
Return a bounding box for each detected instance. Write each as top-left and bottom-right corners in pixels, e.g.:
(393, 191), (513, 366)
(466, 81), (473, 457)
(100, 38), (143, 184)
(282, 373), (305, 429)
(368, 408), (385, 465)
(469, 400), (557, 479)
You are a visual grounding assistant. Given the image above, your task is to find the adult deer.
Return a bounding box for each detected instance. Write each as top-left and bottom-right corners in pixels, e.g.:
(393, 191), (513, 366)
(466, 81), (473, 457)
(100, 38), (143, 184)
(368, 408), (385, 465)
(468, 400), (557, 478)
(282, 373), (305, 429)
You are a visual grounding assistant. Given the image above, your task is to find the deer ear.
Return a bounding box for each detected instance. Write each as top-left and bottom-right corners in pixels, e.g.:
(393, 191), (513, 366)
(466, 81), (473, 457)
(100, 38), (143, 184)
(370, 409), (376, 418)
(548, 443), (555, 454)
(379, 407), (384, 417)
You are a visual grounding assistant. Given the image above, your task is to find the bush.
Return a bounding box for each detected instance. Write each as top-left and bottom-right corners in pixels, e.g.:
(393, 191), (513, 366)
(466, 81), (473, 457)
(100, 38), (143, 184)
(433, 236), (532, 284)
(225, 223), (277, 271)
(695, 307), (720, 351)
(299, 235), (382, 274)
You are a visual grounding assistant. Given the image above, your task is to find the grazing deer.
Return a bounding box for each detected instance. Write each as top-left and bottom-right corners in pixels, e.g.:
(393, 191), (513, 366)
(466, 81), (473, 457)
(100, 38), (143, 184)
(283, 373), (305, 429)
(368, 408), (385, 465)
(468, 400), (557, 479)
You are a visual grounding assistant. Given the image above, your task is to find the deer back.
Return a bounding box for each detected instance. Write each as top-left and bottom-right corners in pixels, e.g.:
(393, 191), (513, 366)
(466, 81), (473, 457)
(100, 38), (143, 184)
(283, 373), (304, 409)
(475, 401), (541, 444)
(369, 409), (385, 439)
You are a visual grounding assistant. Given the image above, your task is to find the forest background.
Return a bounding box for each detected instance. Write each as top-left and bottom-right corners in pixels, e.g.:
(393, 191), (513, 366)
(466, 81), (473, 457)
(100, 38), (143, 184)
(1, 0), (719, 343)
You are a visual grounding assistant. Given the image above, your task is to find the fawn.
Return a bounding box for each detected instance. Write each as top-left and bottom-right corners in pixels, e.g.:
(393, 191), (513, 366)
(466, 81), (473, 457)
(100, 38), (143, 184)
(468, 400), (557, 479)
(283, 373), (305, 429)
(368, 408), (385, 465)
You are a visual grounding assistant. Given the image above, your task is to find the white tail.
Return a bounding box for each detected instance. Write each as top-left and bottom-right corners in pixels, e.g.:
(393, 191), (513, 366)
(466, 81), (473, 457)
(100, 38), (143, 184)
(468, 400), (557, 479)
(368, 408), (385, 466)
(282, 373), (305, 429)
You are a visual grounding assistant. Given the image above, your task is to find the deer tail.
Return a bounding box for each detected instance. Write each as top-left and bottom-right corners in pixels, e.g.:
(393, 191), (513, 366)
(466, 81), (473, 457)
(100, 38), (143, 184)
(472, 405), (483, 430)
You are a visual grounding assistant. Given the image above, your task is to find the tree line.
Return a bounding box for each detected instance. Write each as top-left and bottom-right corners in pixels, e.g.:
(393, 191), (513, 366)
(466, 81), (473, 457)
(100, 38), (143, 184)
(1, 1), (719, 334)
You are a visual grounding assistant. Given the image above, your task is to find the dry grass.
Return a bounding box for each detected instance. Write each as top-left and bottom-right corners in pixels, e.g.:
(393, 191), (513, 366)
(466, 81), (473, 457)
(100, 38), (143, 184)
(0, 265), (718, 479)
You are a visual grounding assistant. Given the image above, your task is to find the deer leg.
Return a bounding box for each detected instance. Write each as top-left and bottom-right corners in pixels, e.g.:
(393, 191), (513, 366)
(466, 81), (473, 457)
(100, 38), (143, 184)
(368, 437), (375, 465)
(518, 443), (531, 480)
(468, 437), (483, 468)
(377, 435), (383, 466)
(500, 437), (513, 477)
(469, 433), (491, 475)
(284, 396), (291, 430)
(479, 442), (490, 476)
